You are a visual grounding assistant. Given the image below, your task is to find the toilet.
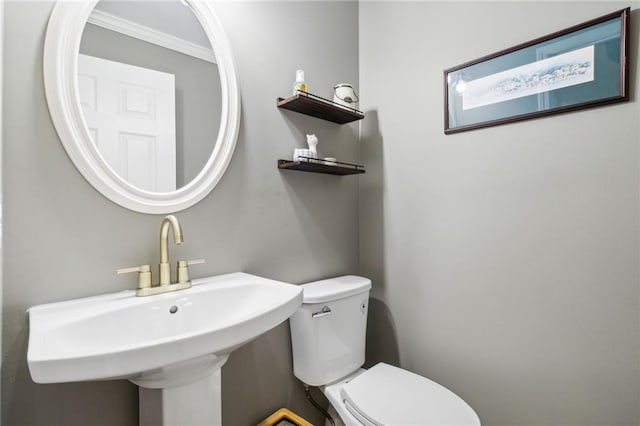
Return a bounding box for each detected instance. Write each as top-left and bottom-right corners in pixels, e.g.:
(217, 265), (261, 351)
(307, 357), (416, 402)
(289, 275), (481, 426)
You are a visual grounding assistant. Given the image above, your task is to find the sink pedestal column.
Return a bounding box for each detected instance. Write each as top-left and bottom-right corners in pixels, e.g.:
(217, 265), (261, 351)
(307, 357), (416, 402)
(139, 370), (222, 426)
(134, 354), (229, 426)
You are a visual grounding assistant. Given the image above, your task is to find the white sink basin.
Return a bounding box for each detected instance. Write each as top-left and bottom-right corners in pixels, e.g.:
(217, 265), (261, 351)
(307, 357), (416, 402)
(27, 272), (302, 385)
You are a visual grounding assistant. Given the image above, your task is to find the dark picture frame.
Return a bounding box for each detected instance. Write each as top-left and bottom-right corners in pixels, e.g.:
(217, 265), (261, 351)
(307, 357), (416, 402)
(444, 8), (630, 134)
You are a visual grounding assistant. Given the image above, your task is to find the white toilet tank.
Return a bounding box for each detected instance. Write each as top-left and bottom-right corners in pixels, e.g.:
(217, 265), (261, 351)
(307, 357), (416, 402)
(289, 276), (372, 386)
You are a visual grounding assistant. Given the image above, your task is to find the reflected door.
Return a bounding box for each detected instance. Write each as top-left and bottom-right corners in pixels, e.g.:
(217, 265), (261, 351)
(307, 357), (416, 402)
(78, 54), (176, 192)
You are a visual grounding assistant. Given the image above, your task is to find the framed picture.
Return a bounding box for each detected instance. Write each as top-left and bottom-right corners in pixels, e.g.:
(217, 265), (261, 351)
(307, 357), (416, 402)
(444, 8), (630, 134)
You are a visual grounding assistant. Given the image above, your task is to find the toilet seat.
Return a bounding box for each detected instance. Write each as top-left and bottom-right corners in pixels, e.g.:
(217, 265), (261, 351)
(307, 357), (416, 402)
(339, 363), (480, 426)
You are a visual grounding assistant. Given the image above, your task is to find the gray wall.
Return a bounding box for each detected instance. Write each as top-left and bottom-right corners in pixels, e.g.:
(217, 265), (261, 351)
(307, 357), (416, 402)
(80, 22), (222, 188)
(4, 1), (640, 426)
(2, 1), (359, 425)
(359, 2), (639, 425)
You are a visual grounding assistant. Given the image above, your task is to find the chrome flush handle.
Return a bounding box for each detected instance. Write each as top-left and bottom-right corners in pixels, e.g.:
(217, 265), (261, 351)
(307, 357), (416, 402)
(312, 305), (332, 318)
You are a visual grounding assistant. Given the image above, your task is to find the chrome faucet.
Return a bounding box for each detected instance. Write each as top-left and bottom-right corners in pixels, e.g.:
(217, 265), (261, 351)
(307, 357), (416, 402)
(159, 215), (184, 285)
(117, 215), (204, 296)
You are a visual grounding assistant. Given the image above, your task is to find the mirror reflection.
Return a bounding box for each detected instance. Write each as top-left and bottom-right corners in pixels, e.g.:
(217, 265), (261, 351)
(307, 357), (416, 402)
(78, 0), (222, 192)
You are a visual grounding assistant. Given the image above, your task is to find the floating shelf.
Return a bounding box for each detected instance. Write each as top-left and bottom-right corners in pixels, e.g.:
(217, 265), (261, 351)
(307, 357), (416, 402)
(277, 91), (364, 124)
(278, 158), (365, 176)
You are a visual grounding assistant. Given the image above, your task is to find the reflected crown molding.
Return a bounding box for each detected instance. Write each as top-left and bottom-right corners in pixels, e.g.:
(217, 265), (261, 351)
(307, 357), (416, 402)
(87, 9), (216, 64)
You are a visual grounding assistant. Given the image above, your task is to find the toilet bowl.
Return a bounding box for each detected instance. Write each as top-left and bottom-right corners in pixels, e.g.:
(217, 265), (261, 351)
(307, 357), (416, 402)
(323, 364), (479, 426)
(290, 276), (480, 426)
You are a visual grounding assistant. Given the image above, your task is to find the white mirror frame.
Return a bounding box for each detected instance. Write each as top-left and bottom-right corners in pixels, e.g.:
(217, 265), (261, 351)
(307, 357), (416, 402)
(43, 0), (240, 214)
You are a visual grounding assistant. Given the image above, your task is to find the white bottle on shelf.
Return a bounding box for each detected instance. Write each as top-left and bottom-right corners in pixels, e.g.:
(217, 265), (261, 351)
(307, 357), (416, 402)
(293, 69), (307, 95)
(306, 134), (318, 160)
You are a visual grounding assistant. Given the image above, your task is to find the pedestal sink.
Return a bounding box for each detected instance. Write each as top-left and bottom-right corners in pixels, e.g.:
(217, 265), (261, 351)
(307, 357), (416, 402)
(27, 272), (303, 425)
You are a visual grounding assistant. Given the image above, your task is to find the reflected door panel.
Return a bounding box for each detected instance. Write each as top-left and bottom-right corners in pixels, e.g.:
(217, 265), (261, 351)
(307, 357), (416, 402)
(78, 54), (176, 192)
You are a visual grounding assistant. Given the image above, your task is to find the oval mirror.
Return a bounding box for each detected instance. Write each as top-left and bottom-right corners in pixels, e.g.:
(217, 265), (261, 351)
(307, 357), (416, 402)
(44, 0), (240, 214)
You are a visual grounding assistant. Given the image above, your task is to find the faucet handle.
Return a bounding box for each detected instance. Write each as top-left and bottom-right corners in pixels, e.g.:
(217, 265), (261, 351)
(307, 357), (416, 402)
(117, 264), (152, 289)
(177, 259), (205, 284)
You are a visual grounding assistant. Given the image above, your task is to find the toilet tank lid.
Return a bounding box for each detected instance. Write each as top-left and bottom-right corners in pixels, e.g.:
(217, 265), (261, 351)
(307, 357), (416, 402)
(301, 275), (372, 303)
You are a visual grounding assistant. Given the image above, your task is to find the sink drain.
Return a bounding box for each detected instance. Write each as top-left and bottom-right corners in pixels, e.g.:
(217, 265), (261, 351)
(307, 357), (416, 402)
(169, 305), (178, 314)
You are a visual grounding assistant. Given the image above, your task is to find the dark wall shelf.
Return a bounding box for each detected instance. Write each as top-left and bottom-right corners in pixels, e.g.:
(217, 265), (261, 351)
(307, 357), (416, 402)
(278, 159), (365, 176)
(277, 92), (364, 124)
